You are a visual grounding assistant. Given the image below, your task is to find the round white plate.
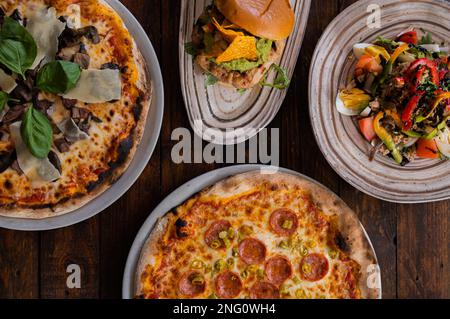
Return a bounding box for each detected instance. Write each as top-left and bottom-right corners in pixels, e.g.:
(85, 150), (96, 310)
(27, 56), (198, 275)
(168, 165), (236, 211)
(122, 165), (381, 299)
(179, 0), (311, 145)
(309, 0), (450, 203)
(0, 0), (164, 231)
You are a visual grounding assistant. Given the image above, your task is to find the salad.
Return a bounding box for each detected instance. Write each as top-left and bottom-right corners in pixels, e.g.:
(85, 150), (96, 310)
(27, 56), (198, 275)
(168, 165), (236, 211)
(337, 29), (450, 165)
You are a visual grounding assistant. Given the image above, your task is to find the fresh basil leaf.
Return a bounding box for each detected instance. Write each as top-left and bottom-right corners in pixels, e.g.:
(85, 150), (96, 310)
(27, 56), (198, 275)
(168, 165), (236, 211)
(21, 106), (53, 159)
(0, 91), (8, 114)
(185, 42), (198, 56)
(36, 61), (81, 94)
(0, 17), (37, 77)
(260, 64), (291, 90)
(237, 88), (247, 95)
(205, 73), (218, 86)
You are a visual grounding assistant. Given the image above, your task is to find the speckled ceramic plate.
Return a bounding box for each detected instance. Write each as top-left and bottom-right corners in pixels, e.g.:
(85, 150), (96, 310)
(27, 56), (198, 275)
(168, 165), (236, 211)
(0, 0), (164, 231)
(179, 0), (311, 145)
(309, 0), (450, 203)
(122, 165), (381, 299)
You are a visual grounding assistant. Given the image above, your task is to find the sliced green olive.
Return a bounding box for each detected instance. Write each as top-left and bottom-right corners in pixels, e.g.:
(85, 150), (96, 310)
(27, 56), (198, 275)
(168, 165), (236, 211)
(282, 220), (293, 230)
(214, 259), (227, 272)
(190, 259), (205, 269)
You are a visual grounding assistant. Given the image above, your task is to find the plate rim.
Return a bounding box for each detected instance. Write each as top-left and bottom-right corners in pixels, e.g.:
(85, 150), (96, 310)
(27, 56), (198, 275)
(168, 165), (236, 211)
(308, 0), (450, 204)
(122, 164), (382, 299)
(0, 0), (164, 231)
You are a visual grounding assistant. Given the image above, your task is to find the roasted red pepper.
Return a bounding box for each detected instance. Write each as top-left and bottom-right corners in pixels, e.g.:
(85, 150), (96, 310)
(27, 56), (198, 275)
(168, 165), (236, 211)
(407, 58), (439, 88)
(402, 93), (424, 130)
(397, 31), (418, 44)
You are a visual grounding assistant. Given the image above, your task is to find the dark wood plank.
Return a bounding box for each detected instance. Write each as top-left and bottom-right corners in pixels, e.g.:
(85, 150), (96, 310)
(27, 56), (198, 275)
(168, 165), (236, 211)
(40, 219), (99, 298)
(99, 0), (162, 299)
(397, 202), (450, 299)
(0, 231), (39, 299)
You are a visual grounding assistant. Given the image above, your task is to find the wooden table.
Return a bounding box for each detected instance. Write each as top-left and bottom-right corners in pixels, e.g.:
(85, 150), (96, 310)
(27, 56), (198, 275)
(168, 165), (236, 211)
(0, 0), (448, 299)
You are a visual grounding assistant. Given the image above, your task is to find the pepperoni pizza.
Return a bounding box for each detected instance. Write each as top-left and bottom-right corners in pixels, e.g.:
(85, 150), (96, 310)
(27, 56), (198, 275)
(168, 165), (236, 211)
(136, 172), (380, 299)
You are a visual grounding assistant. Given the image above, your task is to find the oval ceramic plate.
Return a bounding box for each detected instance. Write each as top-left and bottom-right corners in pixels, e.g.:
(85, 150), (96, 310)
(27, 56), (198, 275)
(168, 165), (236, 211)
(179, 0), (311, 145)
(122, 165), (381, 299)
(309, 0), (450, 203)
(0, 0), (164, 231)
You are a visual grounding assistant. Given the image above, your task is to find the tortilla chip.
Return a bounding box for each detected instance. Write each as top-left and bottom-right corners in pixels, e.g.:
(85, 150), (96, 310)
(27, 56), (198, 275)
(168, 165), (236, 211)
(216, 36), (258, 64)
(212, 17), (244, 41)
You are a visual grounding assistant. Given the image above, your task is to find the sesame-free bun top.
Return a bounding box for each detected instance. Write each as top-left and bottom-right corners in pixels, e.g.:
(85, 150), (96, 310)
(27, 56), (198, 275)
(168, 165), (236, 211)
(216, 0), (295, 41)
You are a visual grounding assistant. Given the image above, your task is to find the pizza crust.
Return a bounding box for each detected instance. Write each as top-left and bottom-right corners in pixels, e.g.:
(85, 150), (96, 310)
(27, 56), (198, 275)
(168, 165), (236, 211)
(136, 171), (381, 299)
(0, 0), (152, 219)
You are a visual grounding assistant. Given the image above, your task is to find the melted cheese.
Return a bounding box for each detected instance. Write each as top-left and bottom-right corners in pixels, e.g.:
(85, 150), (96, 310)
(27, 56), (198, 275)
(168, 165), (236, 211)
(62, 69), (122, 103)
(9, 122), (60, 183)
(27, 7), (66, 69)
(0, 69), (17, 93)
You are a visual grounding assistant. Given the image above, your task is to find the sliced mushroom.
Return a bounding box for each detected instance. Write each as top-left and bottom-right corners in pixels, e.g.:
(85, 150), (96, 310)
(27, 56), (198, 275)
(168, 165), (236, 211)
(48, 151), (62, 174)
(73, 52), (90, 69)
(59, 25), (100, 49)
(71, 107), (90, 121)
(34, 99), (53, 113)
(101, 62), (120, 70)
(62, 98), (78, 109)
(2, 105), (26, 124)
(10, 83), (33, 102)
(10, 9), (21, 22)
(0, 151), (15, 174)
(79, 26), (100, 44)
(55, 138), (71, 153)
(57, 44), (81, 61)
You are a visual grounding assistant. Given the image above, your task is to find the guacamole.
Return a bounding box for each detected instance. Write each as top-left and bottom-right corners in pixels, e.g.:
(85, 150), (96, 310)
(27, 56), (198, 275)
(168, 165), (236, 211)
(219, 38), (273, 73)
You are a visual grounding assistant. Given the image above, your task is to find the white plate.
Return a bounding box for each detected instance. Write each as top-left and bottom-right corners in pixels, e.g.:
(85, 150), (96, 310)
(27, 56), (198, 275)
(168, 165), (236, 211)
(122, 165), (381, 299)
(0, 0), (164, 231)
(309, 0), (450, 203)
(179, 0), (311, 145)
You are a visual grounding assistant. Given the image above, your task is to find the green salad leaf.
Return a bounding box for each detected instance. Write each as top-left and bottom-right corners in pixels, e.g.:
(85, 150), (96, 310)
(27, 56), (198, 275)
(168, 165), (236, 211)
(185, 42), (198, 56)
(36, 61), (81, 94)
(260, 64), (290, 90)
(21, 106), (53, 159)
(0, 17), (37, 78)
(205, 73), (218, 86)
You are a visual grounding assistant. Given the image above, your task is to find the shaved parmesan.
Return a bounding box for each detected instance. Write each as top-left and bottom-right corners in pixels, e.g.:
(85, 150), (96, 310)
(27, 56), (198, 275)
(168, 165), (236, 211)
(56, 118), (89, 143)
(0, 69), (17, 93)
(27, 7), (66, 69)
(9, 122), (60, 182)
(62, 69), (122, 103)
(65, 4), (82, 29)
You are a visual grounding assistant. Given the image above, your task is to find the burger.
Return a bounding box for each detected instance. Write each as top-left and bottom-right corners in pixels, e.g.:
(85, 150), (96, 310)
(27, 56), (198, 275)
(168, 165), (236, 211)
(186, 0), (295, 90)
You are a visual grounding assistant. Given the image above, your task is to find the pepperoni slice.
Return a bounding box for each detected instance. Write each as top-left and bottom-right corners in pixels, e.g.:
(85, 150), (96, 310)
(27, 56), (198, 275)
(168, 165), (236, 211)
(204, 220), (231, 249)
(265, 255), (292, 285)
(299, 253), (329, 282)
(269, 209), (298, 236)
(238, 238), (266, 265)
(178, 271), (206, 297)
(250, 281), (280, 299)
(215, 271), (243, 299)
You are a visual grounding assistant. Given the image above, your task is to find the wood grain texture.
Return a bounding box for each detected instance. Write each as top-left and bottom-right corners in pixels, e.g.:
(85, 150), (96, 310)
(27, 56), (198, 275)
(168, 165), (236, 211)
(0, 0), (448, 299)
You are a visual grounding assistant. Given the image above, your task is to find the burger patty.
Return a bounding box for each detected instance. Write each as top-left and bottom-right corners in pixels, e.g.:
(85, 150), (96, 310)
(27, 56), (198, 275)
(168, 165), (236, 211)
(195, 40), (285, 89)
